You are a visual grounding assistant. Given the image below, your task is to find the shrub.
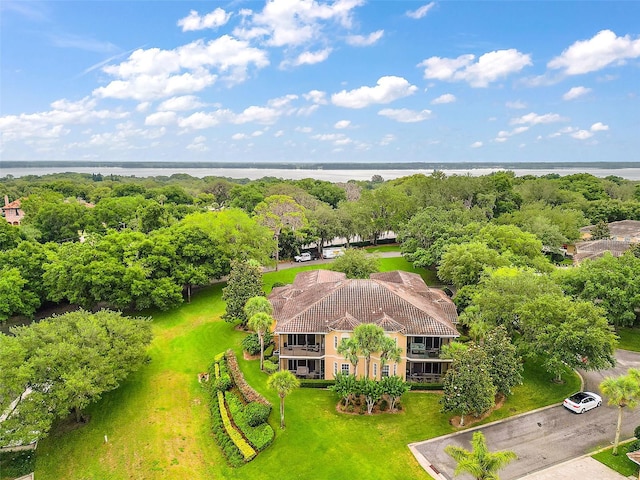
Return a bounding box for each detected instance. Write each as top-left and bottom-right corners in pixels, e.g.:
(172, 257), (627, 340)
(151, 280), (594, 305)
(242, 331), (273, 355)
(300, 379), (335, 388)
(628, 439), (640, 452)
(209, 386), (244, 467)
(245, 402), (271, 427)
(218, 391), (256, 461)
(225, 350), (271, 406)
(224, 392), (274, 451)
(379, 399), (389, 411)
(263, 359), (279, 374)
(635, 425), (640, 440)
(215, 376), (233, 392)
(408, 383), (443, 391)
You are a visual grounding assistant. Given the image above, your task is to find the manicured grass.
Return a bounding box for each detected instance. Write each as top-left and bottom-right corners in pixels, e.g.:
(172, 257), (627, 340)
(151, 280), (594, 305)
(33, 265), (578, 480)
(592, 442), (639, 477)
(617, 327), (640, 352)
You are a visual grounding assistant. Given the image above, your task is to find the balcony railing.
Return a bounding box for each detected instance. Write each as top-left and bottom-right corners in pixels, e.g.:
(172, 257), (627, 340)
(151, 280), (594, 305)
(279, 345), (325, 357)
(407, 343), (441, 359)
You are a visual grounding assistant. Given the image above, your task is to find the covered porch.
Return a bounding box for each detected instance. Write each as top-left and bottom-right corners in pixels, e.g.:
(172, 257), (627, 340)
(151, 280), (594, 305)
(283, 359), (325, 379)
(278, 333), (325, 356)
(406, 361), (444, 383)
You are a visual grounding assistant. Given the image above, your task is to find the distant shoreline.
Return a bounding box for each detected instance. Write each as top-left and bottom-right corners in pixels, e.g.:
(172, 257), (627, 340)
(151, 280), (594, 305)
(2, 160), (640, 170)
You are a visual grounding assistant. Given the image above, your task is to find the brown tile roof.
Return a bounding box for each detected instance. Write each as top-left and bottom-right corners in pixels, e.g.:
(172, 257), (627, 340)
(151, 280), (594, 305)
(2, 199), (21, 209)
(581, 220), (640, 238)
(573, 239), (631, 263)
(270, 270), (459, 337)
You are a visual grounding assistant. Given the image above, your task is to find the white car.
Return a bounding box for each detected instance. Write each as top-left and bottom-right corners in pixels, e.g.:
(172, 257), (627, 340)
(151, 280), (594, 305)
(563, 391), (602, 414)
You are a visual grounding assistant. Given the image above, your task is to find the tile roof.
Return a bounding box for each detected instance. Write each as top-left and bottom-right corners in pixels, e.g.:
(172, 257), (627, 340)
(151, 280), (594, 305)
(2, 199), (21, 209)
(573, 239), (631, 263)
(270, 269), (459, 337)
(581, 220), (640, 238)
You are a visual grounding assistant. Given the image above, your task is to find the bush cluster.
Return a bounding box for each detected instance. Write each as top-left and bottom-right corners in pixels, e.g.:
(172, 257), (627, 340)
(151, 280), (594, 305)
(329, 374), (410, 413)
(299, 379), (335, 388)
(242, 331), (274, 355)
(225, 350), (271, 406)
(262, 359), (279, 374)
(225, 392), (274, 451)
(208, 386), (244, 467)
(217, 391), (257, 461)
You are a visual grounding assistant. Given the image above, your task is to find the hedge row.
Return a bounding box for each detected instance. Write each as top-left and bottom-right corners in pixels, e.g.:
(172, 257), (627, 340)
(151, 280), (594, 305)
(225, 392), (274, 451)
(225, 349), (271, 406)
(299, 379), (335, 388)
(217, 391), (257, 462)
(208, 384), (244, 467)
(408, 383), (443, 391)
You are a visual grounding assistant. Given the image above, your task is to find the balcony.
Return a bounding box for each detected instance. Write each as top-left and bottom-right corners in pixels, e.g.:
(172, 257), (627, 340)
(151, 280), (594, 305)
(407, 342), (441, 359)
(279, 344), (325, 357)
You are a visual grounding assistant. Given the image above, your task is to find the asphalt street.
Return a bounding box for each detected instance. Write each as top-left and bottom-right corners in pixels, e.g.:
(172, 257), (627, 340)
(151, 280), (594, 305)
(411, 350), (640, 480)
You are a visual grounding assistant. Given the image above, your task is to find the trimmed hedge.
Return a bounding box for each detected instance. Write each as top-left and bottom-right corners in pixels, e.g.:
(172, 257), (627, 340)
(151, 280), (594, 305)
(225, 350), (271, 406)
(408, 383), (443, 391)
(263, 359), (279, 374)
(217, 391), (257, 461)
(300, 379), (335, 388)
(225, 392), (274, 451)
(208, 384), (244, 467)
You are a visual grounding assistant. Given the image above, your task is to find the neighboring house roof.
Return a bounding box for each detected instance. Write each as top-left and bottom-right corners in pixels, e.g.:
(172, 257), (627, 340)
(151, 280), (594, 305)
(627, 449), (640, 467)
(573, 239), (631, 263)
(2, 199), (21, 210)
(270, 270), (459, 337)
(580, 220), (640, 240)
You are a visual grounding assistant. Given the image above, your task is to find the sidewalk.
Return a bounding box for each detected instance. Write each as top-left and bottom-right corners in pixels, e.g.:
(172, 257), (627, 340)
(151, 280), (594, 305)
(518, 456), (630, 480)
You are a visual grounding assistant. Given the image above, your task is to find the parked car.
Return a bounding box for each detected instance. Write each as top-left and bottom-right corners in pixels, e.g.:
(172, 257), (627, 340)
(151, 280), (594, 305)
(294, 252), (313, 262)
(563, 391), (602, 413)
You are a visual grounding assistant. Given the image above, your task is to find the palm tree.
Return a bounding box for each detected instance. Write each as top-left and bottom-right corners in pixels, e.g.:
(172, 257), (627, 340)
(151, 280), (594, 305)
(378, 336), (402, 379)
(600, 373), (640, 455)
(445, 431), (517, 480)
(243, 295), (273, 319)
(248, 312), (274, 371)
(267, 370), (300, 429)
(337, 337), (360, 375)
(352, 324), (386, 379)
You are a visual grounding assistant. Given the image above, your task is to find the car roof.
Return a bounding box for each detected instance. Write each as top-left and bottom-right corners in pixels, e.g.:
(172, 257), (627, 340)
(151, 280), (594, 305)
(569, 392), (591, 401)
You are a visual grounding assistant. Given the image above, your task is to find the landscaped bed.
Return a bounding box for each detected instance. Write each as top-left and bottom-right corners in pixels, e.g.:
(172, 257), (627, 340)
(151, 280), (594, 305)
(31, 262), (580, 480)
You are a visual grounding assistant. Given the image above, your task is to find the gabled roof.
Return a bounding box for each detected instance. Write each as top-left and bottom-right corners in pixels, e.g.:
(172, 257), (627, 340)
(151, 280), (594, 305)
(2, 199), (21, 210)
(270, 270), (459, 337)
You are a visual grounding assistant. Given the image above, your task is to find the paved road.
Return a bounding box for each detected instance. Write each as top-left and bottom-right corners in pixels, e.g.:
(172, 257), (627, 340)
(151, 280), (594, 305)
(411, 350), (640, 480)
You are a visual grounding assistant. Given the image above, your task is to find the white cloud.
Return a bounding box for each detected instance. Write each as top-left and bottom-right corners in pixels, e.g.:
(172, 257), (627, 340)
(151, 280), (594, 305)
(562, 86), (592, 101)
(296, 126), (313, 133)
(331, 76), (418, 109)
(496, 126), (529, 141)
(234, 106), (281, 125)
(234, 0), (365, 47)
(346, 30), (384, 46)
(232, 133), (249, 140)
(178, 110), (231, 129)
(334, 120), (351, 129)
(312, 132), (352, 146)
(145, 111), (177, 126)
(274, 130), (285, 137)
(187, 135), (209, 152)
(548, 30), (640, 75)
(591, 122), (609, 132)
(157, 95), (204, 111)
(511, 112), (565, 125)
(406, 2), (436, 19)
(379, 134), (396, 145)
(471, 141), (483, 148)
(431, 93), (456, 104)
(94, 36), (269, 100)
(506, 100), (526, 109)
(378, 108), (432, 122)
(0, 96), (128, 141)
(287, 48), (332, 67)
(419, 49), (532, 87)
(571, 129), (593, 140)
(177, 8), (231, 31)
(136, 102), (152, 113)
(303, 89), (328, 104)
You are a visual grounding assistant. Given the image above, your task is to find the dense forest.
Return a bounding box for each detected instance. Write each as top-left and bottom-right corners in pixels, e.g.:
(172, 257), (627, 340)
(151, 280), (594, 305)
(1, 170), (640, 326)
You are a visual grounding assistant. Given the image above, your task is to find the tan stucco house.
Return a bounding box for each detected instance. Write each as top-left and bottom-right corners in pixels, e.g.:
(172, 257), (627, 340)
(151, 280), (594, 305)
(268, 270), (460, 382)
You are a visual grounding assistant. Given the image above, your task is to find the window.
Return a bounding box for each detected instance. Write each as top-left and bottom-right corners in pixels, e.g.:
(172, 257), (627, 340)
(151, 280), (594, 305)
(341, 364), (350, 375)
(334, 362), (338, 375)
(373, 363), (378, 377)
(334, 336), (338, 349)
(393, 364), (397, 376)
(382, 365), (390, 377)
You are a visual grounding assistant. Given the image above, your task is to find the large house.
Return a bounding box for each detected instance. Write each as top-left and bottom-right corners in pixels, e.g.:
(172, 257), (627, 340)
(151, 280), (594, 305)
(573, 220), (640, 263)
(268, 270), (460, 382)
(2, 196), (24, 225)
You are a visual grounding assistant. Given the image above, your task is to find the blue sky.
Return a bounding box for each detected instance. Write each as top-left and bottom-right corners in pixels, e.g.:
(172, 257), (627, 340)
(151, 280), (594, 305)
(1, 0), (639, 164)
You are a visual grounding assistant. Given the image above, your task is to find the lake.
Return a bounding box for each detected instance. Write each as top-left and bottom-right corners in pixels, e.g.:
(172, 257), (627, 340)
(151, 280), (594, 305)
(4, 165), (640, 181)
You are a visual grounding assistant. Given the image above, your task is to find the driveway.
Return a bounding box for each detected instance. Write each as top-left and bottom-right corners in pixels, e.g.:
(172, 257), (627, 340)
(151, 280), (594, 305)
(410, 350), (640, 480)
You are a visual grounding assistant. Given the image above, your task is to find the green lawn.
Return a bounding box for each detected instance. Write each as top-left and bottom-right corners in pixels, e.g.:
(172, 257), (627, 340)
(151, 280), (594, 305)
(592, 442), (639, 477)
(617, 327), (640, 352)
(33, 263), (577, 480)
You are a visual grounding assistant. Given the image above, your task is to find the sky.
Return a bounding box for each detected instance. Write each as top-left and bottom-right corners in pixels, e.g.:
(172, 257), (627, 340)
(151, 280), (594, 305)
(1, 0), (639, 165)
